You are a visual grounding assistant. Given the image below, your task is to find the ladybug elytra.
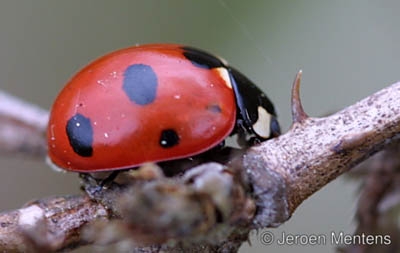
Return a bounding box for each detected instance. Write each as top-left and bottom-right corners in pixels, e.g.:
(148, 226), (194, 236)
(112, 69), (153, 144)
(47, 44), (280, 172)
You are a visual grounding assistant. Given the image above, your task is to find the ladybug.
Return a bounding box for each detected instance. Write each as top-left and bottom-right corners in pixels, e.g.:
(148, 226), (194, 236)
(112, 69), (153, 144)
(47, 44), (280, 172)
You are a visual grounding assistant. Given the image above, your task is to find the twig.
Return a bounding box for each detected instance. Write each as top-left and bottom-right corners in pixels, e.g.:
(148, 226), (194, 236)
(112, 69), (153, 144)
(1, 72), (400, 252)
(337, 144), (400, 252)
(241, 73), (400, 227)
(0, 195), (109, 253)
(0, 91), (48, 156)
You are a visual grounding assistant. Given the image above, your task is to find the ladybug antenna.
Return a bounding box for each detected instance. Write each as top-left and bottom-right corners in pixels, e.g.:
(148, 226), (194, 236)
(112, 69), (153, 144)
(291, 70), (308, 124)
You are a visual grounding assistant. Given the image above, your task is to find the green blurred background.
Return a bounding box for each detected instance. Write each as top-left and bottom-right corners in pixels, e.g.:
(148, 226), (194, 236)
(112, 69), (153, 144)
(1, 1), (399, 252)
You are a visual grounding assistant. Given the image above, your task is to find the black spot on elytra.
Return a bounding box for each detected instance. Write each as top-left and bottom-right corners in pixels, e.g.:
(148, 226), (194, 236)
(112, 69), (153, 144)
(66, 113), (93, 157)
(160, 129), (179, 148)
(206, 104), (222, 113)
(123, 64), (158, 105)
(182, 46), (224, 69)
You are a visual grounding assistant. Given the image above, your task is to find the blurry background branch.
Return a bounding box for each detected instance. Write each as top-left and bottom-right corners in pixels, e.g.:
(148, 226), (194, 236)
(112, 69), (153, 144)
(2, 74), (400, 252)
(0, 91), (48, 157)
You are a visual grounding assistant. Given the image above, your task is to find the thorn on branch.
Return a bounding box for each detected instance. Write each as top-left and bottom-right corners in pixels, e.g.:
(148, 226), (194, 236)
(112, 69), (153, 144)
(291, 70), (308, 125)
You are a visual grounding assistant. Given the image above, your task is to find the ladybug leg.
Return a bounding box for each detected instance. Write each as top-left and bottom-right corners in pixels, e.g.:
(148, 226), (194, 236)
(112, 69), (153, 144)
(190, 144), (239, 166)
(79, 173), (97, 185)
(79, 173), (103, 194)
(234, 119), (255, 148)
(215, 139), (226, 150)
(236, 129), (250, 148)
(99, 171), (120, 187)
(159, 141), (231, 176)
(79, 171), (120, 190)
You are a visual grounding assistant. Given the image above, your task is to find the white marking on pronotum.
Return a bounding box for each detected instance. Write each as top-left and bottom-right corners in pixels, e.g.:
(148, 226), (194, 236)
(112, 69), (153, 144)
(19, 205), (44, 227)
(215, 67), (232, 89)
(252, 106), (272, 138)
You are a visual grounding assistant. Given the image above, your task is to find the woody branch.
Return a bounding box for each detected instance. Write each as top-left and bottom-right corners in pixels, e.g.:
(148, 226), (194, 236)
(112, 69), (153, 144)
(0, 71), (399, 252)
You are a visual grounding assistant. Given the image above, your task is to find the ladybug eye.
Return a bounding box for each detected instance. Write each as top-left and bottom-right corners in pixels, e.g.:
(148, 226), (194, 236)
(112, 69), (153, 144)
(159, 129), (180, 148)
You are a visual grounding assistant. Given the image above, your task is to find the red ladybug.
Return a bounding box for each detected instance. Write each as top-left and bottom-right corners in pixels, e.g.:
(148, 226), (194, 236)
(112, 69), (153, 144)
(47, 44), (280, 172)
